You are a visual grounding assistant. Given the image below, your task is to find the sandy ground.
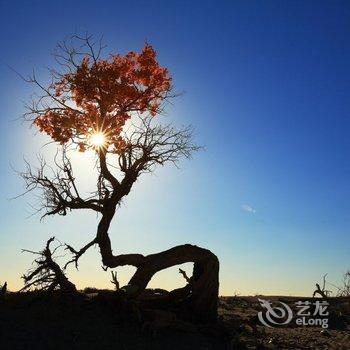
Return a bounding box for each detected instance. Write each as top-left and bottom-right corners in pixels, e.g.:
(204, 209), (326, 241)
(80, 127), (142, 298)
(219, 296), (350, 349)
(0, 292), (349, 349)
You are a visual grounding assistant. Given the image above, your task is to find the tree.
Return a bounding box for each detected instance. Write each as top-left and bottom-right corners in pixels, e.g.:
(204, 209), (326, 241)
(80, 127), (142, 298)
(21, 34), (219, 321)
(312, 274), (331, 298)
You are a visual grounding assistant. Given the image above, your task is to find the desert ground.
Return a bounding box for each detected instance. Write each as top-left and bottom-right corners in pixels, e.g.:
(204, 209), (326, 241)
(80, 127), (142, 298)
(0, 291), (349, 349)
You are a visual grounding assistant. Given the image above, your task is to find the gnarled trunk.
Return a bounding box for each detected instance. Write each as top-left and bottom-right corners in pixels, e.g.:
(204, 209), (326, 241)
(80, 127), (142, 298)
(127, 245), (219, 321)
(96, 215), (219, 321)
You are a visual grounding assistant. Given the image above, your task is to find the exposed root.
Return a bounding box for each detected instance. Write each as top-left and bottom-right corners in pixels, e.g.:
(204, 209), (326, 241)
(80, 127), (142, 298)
(21, 237), (76, 293)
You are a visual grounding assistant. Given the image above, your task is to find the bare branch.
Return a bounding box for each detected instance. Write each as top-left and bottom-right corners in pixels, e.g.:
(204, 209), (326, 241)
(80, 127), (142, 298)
(126, 115), (200, 171)
(98, 115), (200, 207)
(313, 274), (332, 298)
(179, 268), (192, 284)
(19, 149), (104, 218)
(64, 238), (97, 269)
(110, 270), (119, 291)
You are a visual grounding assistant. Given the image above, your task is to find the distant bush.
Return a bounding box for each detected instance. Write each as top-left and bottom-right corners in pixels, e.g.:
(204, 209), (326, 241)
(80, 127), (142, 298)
(83, 287), (100, 294)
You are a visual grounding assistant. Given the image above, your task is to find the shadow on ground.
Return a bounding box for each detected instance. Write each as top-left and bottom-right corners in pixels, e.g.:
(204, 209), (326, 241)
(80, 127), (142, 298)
(0, 291), (349, 349)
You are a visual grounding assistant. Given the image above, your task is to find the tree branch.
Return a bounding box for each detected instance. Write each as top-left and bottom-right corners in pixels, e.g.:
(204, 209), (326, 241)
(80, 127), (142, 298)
(64, 238), (97, 269)
(19, 150), (104, 218)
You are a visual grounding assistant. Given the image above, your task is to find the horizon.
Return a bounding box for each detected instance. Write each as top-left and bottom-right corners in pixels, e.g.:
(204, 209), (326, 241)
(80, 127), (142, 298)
(0, 0), (349, 297)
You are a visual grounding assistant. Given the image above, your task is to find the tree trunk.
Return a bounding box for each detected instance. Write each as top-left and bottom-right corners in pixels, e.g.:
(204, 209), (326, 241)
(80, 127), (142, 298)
(95, 211), (219, 321)
(97, 221), (219, 321)
(127, 244), (219, 321)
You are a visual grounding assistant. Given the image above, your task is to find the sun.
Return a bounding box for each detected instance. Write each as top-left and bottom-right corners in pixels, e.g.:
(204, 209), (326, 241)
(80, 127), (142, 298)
(90, 132), (106, 148)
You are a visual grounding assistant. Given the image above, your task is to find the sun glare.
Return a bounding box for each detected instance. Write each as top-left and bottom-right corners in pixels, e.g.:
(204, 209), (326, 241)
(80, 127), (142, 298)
(90, 132), (106, 148)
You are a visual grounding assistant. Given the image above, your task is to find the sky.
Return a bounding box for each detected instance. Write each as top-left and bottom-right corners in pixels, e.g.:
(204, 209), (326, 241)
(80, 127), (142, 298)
(0, 0), (349, 296)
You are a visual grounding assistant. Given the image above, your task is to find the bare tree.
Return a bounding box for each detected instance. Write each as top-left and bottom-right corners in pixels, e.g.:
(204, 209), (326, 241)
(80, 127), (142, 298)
(313, 274), (332, 298)
(335, 270), (350, 297)
(313, 271), (350, 298)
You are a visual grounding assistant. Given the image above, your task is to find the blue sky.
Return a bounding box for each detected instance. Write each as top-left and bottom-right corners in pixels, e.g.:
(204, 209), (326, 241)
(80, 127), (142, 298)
(0, 0), (349, 295)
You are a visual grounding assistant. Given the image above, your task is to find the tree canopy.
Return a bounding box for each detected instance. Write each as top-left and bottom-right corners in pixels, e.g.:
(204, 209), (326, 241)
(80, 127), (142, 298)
(28, 37), (172, 153)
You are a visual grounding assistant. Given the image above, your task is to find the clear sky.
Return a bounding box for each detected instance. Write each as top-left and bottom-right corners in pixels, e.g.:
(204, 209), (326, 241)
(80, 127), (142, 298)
(0, 0), (349, 296)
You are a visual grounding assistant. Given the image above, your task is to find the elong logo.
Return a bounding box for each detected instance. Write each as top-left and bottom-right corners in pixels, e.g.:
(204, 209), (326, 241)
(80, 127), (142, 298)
(258, 298), (329, 329)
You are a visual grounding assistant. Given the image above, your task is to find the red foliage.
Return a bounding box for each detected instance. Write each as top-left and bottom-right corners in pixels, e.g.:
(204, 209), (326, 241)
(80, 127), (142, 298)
(34, 44), (171, 153)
